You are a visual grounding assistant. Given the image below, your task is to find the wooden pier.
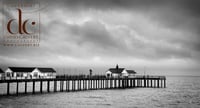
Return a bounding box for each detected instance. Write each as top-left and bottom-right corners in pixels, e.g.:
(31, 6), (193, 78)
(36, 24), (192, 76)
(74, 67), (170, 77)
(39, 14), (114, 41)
(0, 75), (166, 96)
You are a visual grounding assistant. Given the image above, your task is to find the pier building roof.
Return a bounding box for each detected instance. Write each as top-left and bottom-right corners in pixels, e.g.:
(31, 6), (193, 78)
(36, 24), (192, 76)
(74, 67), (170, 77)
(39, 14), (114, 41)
(108, 68), (125, 74)
(0, 69), (4, 73)
(126, 70), (137, 74)
(9, 67), (35, 72)
(37, 68), (56, 73)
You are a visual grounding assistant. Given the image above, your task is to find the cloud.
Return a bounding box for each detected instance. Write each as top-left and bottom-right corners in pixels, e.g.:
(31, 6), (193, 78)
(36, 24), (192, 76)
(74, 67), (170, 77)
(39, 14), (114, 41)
(0, 0), (200, 75)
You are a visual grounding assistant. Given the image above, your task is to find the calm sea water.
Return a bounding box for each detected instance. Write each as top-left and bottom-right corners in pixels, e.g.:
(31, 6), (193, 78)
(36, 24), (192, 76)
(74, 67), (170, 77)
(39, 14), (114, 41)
(0, 76), (200, 108)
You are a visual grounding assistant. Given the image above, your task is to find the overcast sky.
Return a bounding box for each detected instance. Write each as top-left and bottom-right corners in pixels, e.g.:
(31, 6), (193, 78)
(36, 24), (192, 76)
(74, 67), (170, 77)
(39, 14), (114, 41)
(0, 0), (200, 75)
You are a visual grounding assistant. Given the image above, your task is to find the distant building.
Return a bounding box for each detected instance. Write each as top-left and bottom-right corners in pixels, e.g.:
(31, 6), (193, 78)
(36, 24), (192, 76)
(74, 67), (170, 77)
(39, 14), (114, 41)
(5, 67), (35, 79)
(0, 68), (5, 79)
(106, 65), (137, 78)
(126, 70), (137, 77)
(33, 68), (56, 78)
(5, 67), (56, 79)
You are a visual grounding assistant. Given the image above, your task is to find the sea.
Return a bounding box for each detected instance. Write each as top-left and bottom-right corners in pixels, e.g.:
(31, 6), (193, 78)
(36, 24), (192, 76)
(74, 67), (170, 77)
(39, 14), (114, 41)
(0, 76), (200, 108)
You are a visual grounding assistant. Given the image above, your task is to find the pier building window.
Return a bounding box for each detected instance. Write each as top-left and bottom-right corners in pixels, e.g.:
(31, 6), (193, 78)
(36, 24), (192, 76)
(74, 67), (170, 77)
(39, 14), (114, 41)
(33, 72), (38, 77)
(6, 73), (11, 77)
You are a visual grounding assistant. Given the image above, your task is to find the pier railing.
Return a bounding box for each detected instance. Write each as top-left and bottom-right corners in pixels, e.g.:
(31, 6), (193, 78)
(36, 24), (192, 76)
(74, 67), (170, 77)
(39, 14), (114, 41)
(0, 75), (166, 96)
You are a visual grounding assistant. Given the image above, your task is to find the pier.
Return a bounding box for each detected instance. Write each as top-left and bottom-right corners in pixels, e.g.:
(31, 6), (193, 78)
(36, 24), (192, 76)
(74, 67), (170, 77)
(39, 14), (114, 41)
(0, 75), (166, 96)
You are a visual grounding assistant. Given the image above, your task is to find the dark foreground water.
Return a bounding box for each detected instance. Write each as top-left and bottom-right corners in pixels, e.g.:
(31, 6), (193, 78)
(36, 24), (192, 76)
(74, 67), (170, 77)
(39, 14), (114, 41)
(0, 76), (200, 108)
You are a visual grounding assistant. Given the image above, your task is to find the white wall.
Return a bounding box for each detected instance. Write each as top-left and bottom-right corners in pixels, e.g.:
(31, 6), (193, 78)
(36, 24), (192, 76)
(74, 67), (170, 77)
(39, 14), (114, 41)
(106, 70), (121, 78)
(3, 68), (56, 79)
(5, 68), (12, 77)
(106, 71), (112, 77)
(112, 73), (120, 78)
(32, 68), (56, 78)
(31, 68), (43, 78)
(121, 70), (128, 77)
(0, 74), (4, 80)
(128, 73), (136, 78)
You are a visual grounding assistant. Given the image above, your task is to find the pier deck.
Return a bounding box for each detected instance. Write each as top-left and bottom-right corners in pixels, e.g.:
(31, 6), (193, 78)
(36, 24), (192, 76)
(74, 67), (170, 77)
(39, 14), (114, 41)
(0, 75), (166, 96)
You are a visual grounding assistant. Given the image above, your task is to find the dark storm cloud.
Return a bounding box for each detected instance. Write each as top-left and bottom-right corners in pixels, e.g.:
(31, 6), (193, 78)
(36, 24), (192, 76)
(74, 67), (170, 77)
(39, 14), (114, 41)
(52, 0), (200, 34)
(46, 0), (200, 15)
(1, 0), (200, 74)
(68, 20), (120, 48)
(40, 19), (125, 57)
(45, 0), (200, 52)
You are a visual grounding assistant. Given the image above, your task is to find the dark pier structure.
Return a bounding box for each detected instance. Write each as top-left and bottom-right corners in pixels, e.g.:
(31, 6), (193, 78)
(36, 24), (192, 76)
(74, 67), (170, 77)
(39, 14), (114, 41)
(0, 75), (166, 96)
